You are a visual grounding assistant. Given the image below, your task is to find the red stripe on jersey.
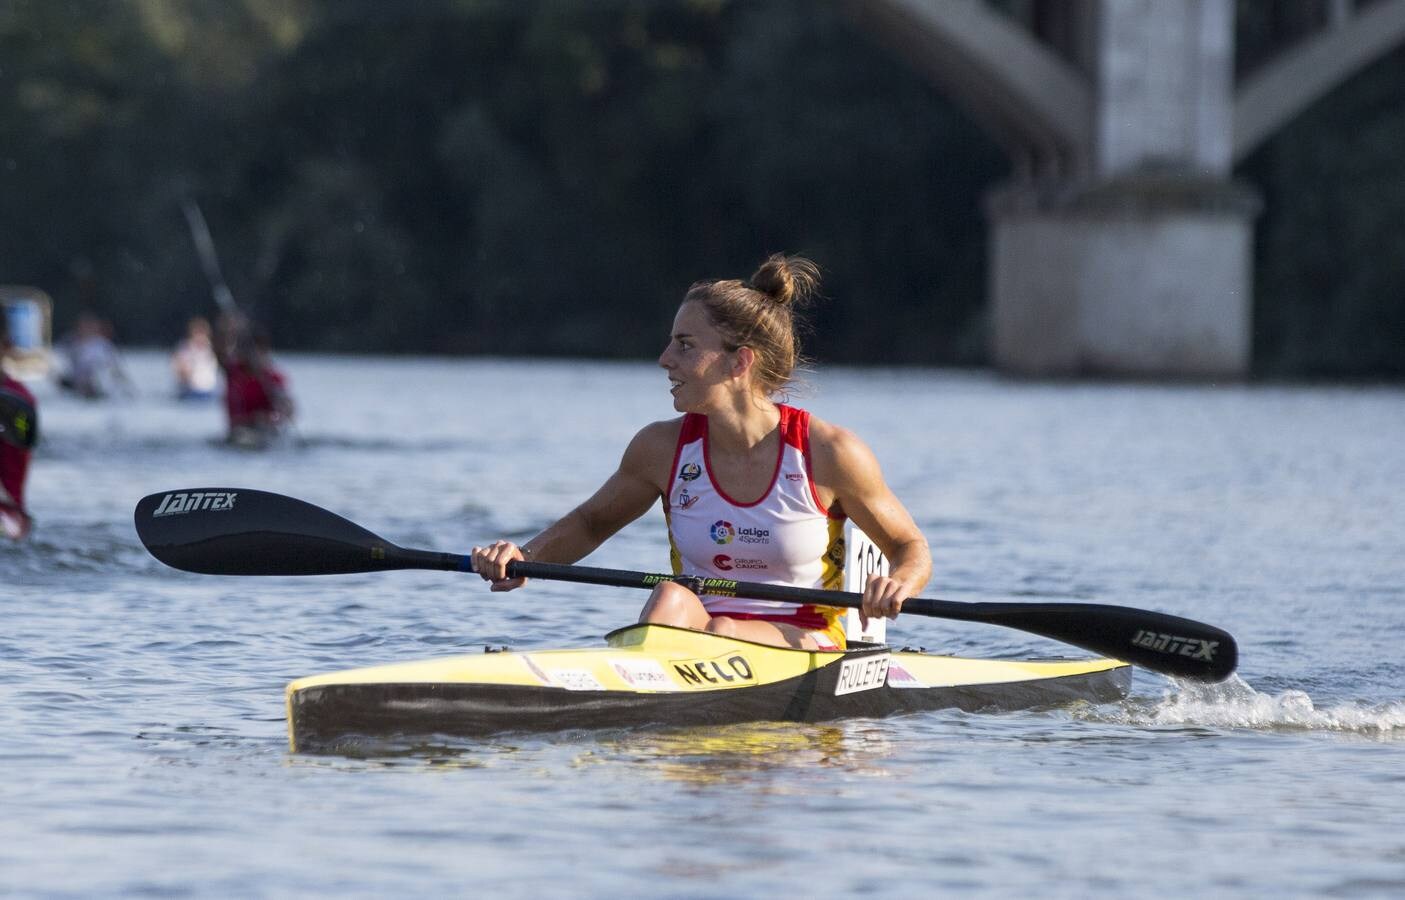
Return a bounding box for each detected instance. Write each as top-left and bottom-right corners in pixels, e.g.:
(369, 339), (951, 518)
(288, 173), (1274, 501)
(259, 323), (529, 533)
(710, 607), (831, 631)
(791, 407), (834, 518)
(701, 412), (784, 509)
(665, 414), (706, 509)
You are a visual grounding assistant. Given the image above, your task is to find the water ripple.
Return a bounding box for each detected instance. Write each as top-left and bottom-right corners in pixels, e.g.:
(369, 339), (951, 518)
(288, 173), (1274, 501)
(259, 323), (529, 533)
(1089, 675), (1405, 736)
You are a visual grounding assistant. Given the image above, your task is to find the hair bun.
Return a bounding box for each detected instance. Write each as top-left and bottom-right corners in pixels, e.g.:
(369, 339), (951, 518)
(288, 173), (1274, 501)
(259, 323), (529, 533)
(749, 254), (820, 308)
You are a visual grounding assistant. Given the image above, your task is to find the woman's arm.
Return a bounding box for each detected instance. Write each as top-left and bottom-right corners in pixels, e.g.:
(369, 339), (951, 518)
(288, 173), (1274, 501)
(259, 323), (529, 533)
(811, 419), (932, 620)
(472, 419), (679, 591)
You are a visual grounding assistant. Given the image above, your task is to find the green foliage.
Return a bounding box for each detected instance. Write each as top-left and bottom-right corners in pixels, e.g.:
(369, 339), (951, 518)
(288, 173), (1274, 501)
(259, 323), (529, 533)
(0, 0), (1401, 375)
(0, 0), (1005, 363)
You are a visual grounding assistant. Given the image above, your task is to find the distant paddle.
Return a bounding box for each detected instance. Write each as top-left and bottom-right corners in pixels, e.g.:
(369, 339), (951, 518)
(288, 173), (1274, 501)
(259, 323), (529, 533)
(180, 198), (238, 315)
(0, 387), (37, 450)
(134, 487), (1238, 682)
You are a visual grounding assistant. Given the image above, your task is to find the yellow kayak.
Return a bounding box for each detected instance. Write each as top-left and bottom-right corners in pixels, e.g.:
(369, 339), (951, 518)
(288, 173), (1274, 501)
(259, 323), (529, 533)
(286, 623), (1131, 751)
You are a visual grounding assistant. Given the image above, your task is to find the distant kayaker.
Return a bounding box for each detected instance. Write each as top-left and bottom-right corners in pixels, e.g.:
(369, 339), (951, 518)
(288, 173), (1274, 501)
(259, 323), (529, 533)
(215, 312), (294, 445)
(171, 316), (220, 401)
(0, 313), (37, 539)
(56, 313), (133, 400)
(473, 254), (931, 650)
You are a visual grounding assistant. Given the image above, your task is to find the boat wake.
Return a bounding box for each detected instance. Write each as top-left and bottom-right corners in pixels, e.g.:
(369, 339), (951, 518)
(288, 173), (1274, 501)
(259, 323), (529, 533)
(1097, 675), (1405, 736)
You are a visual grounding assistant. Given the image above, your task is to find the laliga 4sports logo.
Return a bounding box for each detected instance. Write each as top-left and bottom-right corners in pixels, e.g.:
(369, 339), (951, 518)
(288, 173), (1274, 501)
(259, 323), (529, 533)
(710, 520), (735, 544)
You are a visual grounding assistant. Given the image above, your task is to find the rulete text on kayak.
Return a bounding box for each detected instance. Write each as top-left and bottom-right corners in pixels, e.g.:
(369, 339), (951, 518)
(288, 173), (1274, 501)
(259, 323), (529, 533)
(834, 654), (891, 696)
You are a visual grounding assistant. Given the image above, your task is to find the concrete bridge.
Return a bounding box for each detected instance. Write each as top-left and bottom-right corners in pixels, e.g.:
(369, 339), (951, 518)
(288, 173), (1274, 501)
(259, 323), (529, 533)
(847, 0), (1405, 376)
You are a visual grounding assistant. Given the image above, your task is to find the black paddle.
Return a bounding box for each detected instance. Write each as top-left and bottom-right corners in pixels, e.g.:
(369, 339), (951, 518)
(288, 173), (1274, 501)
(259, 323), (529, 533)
(0, 387), (38, 450)
(134, 487), (1238, 682)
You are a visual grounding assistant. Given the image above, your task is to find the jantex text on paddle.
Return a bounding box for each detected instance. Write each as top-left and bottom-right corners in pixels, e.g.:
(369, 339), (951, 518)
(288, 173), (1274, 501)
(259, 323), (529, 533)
(1130, 630), (1219, 661)
(151, 491), (239, 517)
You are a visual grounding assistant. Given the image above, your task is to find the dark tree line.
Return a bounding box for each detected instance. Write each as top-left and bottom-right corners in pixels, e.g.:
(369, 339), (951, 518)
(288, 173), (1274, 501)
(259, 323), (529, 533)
(1, 0), (1401, 375)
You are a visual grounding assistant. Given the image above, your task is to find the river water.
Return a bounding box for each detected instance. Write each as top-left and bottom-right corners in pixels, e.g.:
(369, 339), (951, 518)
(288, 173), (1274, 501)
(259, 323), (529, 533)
(4, 351), (1404, 896)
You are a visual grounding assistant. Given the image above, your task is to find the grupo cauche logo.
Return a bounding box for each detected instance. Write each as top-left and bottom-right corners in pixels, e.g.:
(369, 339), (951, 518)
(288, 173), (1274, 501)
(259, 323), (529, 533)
(709, 520), (735, 544)
(715, 554), (765, 571)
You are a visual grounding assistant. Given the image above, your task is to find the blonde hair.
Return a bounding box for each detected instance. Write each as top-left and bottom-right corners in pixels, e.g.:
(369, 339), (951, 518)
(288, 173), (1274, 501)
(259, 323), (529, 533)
(684, 253), (820, 397)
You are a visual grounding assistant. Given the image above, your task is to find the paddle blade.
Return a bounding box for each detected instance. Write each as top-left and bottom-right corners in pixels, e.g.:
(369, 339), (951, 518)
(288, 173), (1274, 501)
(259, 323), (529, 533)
(917, 600), (1238, 682)
(135, 487), (414, 576)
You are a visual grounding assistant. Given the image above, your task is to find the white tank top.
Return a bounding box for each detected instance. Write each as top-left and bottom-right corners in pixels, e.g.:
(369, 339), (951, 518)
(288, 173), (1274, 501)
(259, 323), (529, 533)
(665, 405), (845, 631)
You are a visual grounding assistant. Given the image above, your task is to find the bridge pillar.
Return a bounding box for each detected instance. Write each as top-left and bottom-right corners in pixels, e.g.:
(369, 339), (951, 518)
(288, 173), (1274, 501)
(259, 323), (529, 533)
(989, 0), (1259, 377)
(989, 173), (1259, 376)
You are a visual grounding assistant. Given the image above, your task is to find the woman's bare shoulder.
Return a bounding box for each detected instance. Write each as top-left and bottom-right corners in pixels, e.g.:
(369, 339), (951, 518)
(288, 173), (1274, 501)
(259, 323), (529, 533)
(620, 416), (687, 486)
(630, 416), (685, 452)
(805, 413), (880, 484)
(806, 413), (868, 456)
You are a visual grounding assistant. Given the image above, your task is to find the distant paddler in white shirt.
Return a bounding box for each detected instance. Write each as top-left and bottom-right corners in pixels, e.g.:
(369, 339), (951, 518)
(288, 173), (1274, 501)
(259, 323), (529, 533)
(171, 316), (220, 401)
(473, 254), (931, 650)
(57, 313), (134, 400)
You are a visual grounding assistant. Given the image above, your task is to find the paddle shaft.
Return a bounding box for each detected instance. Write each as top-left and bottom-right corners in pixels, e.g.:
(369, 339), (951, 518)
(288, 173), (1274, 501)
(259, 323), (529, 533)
(339, 549), (1236, 683)
(134, 487), (1238, 681)
(181, 199), (238, 315)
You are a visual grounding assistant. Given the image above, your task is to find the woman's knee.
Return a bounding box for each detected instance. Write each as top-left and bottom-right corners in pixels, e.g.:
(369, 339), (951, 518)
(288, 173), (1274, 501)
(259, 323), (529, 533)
(652, 581), (694, 610)
(641, 580), (704, 624)
(703, 616), (739, 638)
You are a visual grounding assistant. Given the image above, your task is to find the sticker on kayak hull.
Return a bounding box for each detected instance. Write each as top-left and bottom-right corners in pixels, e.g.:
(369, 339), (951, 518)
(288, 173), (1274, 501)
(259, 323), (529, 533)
(521, 655), (553, 686)
(884, 661), (927, 689)
(545, 669), (605, 692)
(610, 659), (679, 691)
(834, 654), (891, 696)
(523, 657), (605, 691)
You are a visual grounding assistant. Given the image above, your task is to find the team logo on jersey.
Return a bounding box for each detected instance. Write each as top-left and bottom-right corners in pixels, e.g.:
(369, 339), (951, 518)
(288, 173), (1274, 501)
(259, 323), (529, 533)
(736, 525), (771, 545)
(713, 554), (766, 571)
(675, 488), (700, 510)
(710, 520), (735, 544)
(679, 463), (702, 482)
(785, 472), (804, 482)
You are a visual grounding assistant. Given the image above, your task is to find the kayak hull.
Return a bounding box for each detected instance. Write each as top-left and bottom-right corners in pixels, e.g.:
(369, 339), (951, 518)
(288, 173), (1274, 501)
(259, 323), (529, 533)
(286, 624), (1131, 751)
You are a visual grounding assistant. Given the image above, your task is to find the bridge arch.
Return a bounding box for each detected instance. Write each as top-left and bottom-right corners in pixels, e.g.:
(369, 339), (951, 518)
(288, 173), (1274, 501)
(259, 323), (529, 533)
(1234, 0), (1405, 162)
(848, 0), (1405, 375)
(845, 0), (1093, 179)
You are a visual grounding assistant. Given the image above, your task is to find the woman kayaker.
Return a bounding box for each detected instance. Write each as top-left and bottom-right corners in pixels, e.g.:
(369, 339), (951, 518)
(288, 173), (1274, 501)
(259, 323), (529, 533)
(472, 254), (931, 650)
(0, 313), (37, 540)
